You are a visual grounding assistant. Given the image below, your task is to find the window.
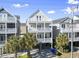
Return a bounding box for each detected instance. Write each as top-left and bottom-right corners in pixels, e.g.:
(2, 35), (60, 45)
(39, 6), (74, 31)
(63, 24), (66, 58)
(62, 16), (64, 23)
(0, 25), (3, 29)
(37, 24), (41, 29)
(37, 16), (38, 20)
(37, 33), (44, 38)
(69, 33), (71, 38)
(7, 23), (15, 28)
(0, 24), (5, 30)
(39, 16), (41, 20)
(75, 32), (79, 37)
(45, 33), (51, 38)
(0, 35), (5, 41)
(36, 16), (42, 21)
(61, 24), (65, 28)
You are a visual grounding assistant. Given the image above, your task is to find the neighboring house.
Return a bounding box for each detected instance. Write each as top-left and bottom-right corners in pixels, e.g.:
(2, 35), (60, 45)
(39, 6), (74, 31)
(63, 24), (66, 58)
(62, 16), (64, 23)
(0, 8), (20, 46)
(52, 16), (79, 46)
(20, 23), (27, 37)
(26, 10), (53, 48)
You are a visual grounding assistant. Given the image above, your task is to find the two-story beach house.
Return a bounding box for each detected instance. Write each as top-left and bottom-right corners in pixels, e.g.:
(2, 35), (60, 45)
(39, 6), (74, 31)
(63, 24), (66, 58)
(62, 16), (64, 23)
(52, 16), (79, 46)
(26, 10), (53, 48)
(0, 8), (20, 47)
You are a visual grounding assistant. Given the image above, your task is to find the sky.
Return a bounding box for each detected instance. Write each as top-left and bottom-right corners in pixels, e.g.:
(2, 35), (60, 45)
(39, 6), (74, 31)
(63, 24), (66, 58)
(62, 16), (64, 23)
(0, 0), (79, 23)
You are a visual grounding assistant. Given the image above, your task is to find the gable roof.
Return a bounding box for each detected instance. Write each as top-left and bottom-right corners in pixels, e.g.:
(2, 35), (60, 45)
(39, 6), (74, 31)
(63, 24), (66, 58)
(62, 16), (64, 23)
(29, 9), (41, 18)
(0, 8), (15, 17)
(53, 15), (79, 24)
(53, 17), (70, 24)
(0, 8), (10, 14)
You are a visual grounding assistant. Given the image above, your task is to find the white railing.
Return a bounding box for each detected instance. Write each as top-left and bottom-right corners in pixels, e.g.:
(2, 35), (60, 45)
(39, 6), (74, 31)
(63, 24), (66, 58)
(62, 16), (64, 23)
(7, 17), (16, 23)
(7, 28), (16, 33)
(0, 41), (5, 44)
(28, 26), (52, 33)
(0, 29), (5, 33)
(37, 28), (52, 32)
(44, 38), (52, 43)
(0, 28), (16, 33)
(61, 27), (79, 32)
(37, 38), (44, 43)
(69, 37), (79, 41)
(0, 16), (6, 22)
(0, 17), (16, 23)
(37, 38), (52, 43)
(0, 16), (2, 20)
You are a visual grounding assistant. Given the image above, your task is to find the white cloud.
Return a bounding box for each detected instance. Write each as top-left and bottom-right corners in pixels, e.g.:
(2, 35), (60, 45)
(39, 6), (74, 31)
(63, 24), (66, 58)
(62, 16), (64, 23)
(13, 3), (29, 8)
(68, 0), (79, 4)
(47, 10), (55, 14)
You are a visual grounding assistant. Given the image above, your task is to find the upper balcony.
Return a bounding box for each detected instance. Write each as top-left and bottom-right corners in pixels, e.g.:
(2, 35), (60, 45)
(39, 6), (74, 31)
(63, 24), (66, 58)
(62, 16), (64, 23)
(28, 27), (52, 33)
(0, 16), (16, 23)
(60, 24), (79, 32)
(69, 37), (79, 42)
(0, 28), (17, 34)
(37, 38), (52, 43)
(7, 17), (16, 23)
(37, 28), (52, 32)
(61, 27), (79, 33)
(0, 41), (5, 44)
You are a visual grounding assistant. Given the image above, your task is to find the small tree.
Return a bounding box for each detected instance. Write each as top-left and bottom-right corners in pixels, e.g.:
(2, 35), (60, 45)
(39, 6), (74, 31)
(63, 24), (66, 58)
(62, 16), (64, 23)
(5, 36), (19, 57)
(55, 33), (69, 53)
(19, 33), (37, 56)
(4, 33), (37, 58)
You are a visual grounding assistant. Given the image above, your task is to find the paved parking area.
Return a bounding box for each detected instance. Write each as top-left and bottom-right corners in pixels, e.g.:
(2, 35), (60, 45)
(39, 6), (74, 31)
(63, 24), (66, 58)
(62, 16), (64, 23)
(0, 49), (56, 58)
(31, 49), (55, 58)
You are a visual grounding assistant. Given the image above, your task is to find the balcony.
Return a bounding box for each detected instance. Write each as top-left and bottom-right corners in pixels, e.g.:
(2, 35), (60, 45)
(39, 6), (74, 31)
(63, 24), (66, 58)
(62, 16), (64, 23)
(37, 38), (45, 43)
(0, 28), (17, 34)
(28, 27), (37, 33)
(28, 28), (52, 33)
(37, 28), (52, 32)
(69, 37), (79, 42)
(0, 41), (5, 44)
(7, 28), (17, 33)
(0, 29), (5, 34)
(61, 27), (79, 33)
(37, 38), (52, 43)
(7, 17), (16, 23)
(44, 38), (52, 43)
(0, 17), (16, 23)
(0, 16), (5, 23)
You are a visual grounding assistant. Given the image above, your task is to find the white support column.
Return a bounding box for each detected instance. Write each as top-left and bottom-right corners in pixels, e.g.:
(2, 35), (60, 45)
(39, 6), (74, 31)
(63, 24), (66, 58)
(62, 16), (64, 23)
(14, 17), (17, 36)
(36, 21), (37, 42)
(5, 14), (7, 43)
(68, 26), (70, 39)
(44, 22), (45, 43)
(51, 23), (53, 48)
(74, 32), (75, 42)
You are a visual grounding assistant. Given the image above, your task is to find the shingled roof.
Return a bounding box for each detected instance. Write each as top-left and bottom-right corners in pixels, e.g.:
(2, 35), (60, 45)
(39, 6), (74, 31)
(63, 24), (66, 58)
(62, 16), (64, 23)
(29, 9), (41, 18)
(53, 16), (79, 24)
